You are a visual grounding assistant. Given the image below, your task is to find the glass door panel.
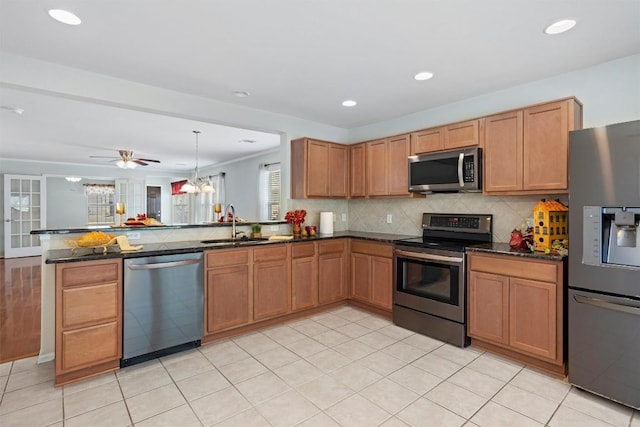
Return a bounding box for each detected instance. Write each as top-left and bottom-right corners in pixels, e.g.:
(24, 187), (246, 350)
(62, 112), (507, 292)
(3, 175), (46, 258)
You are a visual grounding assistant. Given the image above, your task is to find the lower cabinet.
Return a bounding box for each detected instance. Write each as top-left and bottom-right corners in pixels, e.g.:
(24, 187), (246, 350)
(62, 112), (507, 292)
(205, 248), (251, 333)
(318, 240), (348, 304)
(55, 258), (122, 385)
(291, 242), (318, 311)
(253, 245), (290, 321)
(350, 240), (393, 310)
(467, 252), (564, 373)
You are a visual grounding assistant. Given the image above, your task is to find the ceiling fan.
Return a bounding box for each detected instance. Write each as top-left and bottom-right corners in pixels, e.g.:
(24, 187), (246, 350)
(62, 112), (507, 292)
(90, 150), (161, 169)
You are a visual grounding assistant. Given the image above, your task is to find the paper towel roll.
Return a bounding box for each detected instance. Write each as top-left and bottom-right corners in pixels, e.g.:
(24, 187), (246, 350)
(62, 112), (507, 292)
(319, 212), (334, 236)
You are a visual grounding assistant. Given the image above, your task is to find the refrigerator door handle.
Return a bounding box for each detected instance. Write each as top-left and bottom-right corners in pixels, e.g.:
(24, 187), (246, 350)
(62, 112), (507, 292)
(573, 294), (640, 316)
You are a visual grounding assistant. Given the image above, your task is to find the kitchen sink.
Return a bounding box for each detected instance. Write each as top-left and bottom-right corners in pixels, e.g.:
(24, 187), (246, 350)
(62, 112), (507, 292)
(201, 237), (270, 246)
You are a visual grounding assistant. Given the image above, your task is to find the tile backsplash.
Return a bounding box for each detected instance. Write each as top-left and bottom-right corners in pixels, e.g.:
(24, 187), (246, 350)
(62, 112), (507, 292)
(290, 193), (568, 243)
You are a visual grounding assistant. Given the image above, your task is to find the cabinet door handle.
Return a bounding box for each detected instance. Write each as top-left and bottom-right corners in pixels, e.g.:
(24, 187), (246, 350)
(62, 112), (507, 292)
(395, 249), (463, 264)
(457, 152), (465, 187)
(573, 294), (640, 316)
(128, 259), (201, 270)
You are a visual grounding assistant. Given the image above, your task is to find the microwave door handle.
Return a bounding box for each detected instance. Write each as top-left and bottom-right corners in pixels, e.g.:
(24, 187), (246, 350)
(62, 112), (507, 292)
(457, 152), (465, 187)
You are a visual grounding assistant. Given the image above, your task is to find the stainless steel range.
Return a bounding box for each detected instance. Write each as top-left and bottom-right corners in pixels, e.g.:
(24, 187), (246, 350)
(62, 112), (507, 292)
(393, 213), (492, 347)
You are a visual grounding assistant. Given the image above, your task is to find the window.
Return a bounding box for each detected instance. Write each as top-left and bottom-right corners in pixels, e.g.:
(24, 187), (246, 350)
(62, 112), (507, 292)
(259, 163), (281, 221)
(85, 184), (115, 224)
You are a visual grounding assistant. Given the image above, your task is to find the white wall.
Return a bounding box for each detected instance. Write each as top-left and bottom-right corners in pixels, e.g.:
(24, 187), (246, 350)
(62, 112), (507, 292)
(348, 54), (640, 142)
(201, 149), (281, 221)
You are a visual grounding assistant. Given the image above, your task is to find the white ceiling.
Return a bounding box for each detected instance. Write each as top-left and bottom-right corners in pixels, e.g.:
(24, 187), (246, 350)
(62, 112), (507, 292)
(0, 0), (639, 171)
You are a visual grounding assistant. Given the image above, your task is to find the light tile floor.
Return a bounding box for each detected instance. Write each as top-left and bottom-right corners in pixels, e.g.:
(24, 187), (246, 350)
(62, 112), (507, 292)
(0, 306), (638, 427)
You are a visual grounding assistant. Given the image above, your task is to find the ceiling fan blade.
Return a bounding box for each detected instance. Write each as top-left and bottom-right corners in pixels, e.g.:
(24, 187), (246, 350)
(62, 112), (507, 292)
(133, 159), (149, 166)
(89, 155), (119, 159)
(136, 158), (161, 163)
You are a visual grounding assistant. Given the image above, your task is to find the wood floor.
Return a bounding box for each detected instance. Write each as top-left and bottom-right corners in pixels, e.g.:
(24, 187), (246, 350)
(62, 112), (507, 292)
(0, 256), (41, 363)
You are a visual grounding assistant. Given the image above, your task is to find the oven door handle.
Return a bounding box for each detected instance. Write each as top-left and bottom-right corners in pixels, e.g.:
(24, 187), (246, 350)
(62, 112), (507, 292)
(395, 249), (463, 264)
(457, 152), (465, 187)
(573, 294), (640, 316)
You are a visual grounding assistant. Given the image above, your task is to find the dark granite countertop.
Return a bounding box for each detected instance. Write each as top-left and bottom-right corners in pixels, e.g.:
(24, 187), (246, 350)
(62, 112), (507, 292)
(466, 243), (566, 261)
(32, 220), (287, 235)
(45, 231), (419, 264)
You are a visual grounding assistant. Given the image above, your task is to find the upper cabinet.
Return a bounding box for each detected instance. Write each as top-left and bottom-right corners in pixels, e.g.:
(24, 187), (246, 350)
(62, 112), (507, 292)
(366, 134), (415, 197)
(349, 143), (366, 198)
(291, 138), (348, 198)
(410, 119), (481, 155)
(484, 98), (583, 195)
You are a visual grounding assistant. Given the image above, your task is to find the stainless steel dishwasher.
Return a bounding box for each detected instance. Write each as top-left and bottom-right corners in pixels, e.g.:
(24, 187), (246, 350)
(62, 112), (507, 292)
(122, 252), (203, 366)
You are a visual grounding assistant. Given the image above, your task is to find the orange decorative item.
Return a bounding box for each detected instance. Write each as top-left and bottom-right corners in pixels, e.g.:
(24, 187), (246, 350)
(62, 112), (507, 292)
(285, 209), (307, 235)
(532, 199), (568, 252)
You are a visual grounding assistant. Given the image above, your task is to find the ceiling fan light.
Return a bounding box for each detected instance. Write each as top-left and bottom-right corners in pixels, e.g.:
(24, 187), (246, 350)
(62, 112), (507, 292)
(116, 159), (138, 169)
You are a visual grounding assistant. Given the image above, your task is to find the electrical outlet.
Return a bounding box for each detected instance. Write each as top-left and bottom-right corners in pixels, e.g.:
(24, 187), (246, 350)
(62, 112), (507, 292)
(386, 214), (393, 224)
(127, 232), (141, 240)
(341, 213), (347, 222)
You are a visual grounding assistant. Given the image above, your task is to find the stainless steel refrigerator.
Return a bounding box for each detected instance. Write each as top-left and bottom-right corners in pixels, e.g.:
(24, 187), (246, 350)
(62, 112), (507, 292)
(568, 119), (640, 409)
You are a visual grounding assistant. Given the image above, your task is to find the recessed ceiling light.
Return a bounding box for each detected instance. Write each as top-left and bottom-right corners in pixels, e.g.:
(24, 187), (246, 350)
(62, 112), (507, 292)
(233, 90), (251, 97)
(342, 100), (357, 107)
(0, 105), (25, 115)
(48, 9), (82, 25)
(544, 19), (576, 35)
(414, 71), (434, 81)
(65, 176), (82, 182)
(239, 139), (256, 144)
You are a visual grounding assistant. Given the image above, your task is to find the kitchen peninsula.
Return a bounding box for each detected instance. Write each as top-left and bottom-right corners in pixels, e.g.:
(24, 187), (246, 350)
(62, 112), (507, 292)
(34, 222), (415, 385)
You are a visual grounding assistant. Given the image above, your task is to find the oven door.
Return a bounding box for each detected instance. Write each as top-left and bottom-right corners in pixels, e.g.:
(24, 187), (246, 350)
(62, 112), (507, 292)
(394, 246), (465, 322)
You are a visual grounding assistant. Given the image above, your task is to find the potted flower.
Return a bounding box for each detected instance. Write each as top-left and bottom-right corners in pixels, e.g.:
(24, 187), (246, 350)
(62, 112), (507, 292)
(285, 209), (307, 236)
(250, 223), (262, 239)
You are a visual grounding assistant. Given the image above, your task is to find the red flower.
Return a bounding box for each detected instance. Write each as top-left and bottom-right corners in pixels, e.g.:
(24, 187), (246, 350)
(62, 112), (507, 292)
(285, 209), (307, 226)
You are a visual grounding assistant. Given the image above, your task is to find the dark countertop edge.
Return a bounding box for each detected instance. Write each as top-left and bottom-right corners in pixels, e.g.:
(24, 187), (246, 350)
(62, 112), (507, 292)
(45, 231), (419, 264)
(466, 243), (566, 261)
(31, 221), (288, 235)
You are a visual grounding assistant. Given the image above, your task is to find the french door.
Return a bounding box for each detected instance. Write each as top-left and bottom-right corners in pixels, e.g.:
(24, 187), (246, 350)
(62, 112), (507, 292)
(3, 174), (46, 258)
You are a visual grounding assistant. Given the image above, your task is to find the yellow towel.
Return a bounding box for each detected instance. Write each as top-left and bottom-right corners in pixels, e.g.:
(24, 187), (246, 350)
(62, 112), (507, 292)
(116, 235), (143, 251)
(268, 235), (294, 241)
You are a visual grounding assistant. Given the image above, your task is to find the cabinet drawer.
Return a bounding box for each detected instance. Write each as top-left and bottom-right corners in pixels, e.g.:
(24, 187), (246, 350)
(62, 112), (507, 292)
(468, 253), (558, 283)
(206, 248), (249, 268)
(292, 242), (316, 259)
(318, 239), (346, 255)
(254, 245), (288, 262)
(58, 260), (120, 288)
(62, 283), (119, 329)
(60, 321), (120, 372)
(351, 240), (392, 258)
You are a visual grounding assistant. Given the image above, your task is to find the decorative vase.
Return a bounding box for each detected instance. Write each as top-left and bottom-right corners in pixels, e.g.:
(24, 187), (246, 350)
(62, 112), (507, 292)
(293, 224), (302, 236)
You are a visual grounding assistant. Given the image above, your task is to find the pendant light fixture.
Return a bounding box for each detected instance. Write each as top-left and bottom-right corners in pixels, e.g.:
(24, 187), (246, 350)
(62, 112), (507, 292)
(181, 130), (214, 194)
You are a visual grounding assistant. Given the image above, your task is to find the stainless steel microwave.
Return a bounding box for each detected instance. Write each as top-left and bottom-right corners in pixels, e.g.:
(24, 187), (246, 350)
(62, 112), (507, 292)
(408, 147), (482, 193)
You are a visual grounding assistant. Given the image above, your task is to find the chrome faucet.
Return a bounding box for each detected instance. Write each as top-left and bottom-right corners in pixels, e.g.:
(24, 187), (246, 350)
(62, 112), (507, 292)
(225, 203), (241, 239)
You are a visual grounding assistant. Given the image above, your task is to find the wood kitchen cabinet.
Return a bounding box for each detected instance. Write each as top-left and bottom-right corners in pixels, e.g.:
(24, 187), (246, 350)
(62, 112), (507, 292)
(349, 143), (366, 198)
(483, 98), (582, 195)
(410, 119), (481, 155)
(205, 248), (251, 334)
(366, 134), (416, 197)
(467, 252), (565, 375)
(318, 239), (348, 304)
(291, 242), (318, 311)
(291, 138), (348, 198)
(350, 240), (393, 311)
(55, 258), (122, 385)
(253, 245), (290, 321)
